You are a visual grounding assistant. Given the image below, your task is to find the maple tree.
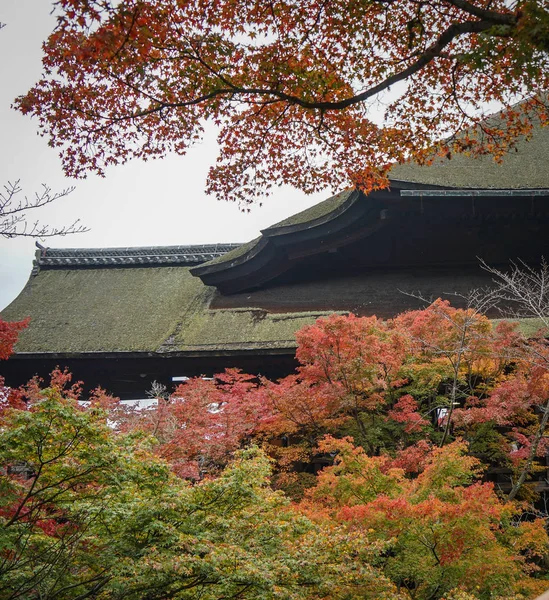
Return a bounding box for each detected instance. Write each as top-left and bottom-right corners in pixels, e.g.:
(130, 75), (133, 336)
(257, 307), (486, 462)
(0, 318), (29, 360)
(250, 303), (549, 505)
(394, 299), (518, 447)
(5, 307), (549, 598)
(1, 377), (401, 600)
(3, 371), (548, 599)
(16, 0), (549, 204)
(301, 436), (549, 600)
(117, 369), (269, 479)
(479, 260), (549, 501)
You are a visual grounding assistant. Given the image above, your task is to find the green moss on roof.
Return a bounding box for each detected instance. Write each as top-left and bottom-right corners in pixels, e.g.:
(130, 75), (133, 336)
(265, 189), (353, 230)
(178, 308), (336, 351)
(6, 264), (547, 355)
(199, 237), (262, 268)
(1, 267), (332, 354)
(1, 268), (206, 353)
(390, 120), (549, 189)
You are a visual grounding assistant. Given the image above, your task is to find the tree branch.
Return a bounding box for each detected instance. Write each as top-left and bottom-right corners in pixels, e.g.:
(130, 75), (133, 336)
(0, 180), (88, 239)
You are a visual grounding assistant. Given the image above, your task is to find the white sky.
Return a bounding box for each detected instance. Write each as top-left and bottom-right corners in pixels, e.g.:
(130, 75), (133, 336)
(0, 0), (327, 310)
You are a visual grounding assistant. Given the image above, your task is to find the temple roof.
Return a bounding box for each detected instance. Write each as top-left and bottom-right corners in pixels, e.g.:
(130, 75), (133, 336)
(1, 251), (334, 355)
(389, 119), (549, 189)
(4, 116), (549, 358)
(198, 189), (355, 270)
(192, 119), (549, 293)
(3, 254), (544, 358)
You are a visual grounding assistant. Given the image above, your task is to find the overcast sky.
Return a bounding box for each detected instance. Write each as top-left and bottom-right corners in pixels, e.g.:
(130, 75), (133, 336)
(0, 0), (327, 310)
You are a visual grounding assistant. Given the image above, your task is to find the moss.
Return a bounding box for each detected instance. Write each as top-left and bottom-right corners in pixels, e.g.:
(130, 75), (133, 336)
(1, 267), (207, 353)
(390, 118), (549, 189)
(1, 267), (335, 354)
(176, 308), (336, 351)
(265, 189), (353, 230)
(198, 237), (263, 267)
(4, 264), (547, 355)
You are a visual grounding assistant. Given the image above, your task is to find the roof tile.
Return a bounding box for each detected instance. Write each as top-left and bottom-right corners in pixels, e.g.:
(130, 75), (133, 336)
(34, 243), (241, 269)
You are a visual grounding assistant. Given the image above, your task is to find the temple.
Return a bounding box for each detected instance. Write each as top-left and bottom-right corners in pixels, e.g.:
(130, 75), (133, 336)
(2, 121), (549, 399)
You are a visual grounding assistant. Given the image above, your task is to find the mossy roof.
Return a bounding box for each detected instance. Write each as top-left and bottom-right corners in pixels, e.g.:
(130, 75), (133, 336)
(265, 189), (353, 230)
(1, 266), (333, 355)
(198, 122), (549, 278)
(198, 237), (264, 268)
(4, 264), (545, 356)
(390, 119), (549, 189)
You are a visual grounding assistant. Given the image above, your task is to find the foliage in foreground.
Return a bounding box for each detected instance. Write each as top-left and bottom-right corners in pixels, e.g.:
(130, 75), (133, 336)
(3, 301), (549, 599)
(0, 391), (399, 600)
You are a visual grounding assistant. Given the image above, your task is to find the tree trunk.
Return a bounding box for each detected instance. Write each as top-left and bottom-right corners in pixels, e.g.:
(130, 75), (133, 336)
(508, 398), (549, 501)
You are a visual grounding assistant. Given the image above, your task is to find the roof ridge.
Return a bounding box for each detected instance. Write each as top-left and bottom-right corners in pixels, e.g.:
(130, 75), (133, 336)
(34, 242), (242, 270)
(38, 242), (240, 254)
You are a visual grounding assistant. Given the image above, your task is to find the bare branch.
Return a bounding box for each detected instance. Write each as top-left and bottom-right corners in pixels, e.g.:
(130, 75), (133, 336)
(479, 258), (549, 500)
(401, 286), (499, 318)
(479, 258), (549, 330)
(0, 181), (88, 239)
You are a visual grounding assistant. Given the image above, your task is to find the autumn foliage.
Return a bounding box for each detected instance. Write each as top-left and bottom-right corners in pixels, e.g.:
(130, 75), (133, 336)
(15, 1), (549, 203)
(0, 318), (28, 360)
(118, 370), (269, 479)
(3, 304), (549, 599)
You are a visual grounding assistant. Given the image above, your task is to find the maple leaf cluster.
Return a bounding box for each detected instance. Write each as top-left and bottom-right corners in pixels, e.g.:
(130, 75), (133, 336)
(14, 0), (549, 204)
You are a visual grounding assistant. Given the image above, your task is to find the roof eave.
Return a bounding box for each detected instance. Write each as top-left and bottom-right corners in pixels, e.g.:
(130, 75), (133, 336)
(191, 189), (361, 279)
(8, 346), (299, 360)
(191, 190), (379, 292)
